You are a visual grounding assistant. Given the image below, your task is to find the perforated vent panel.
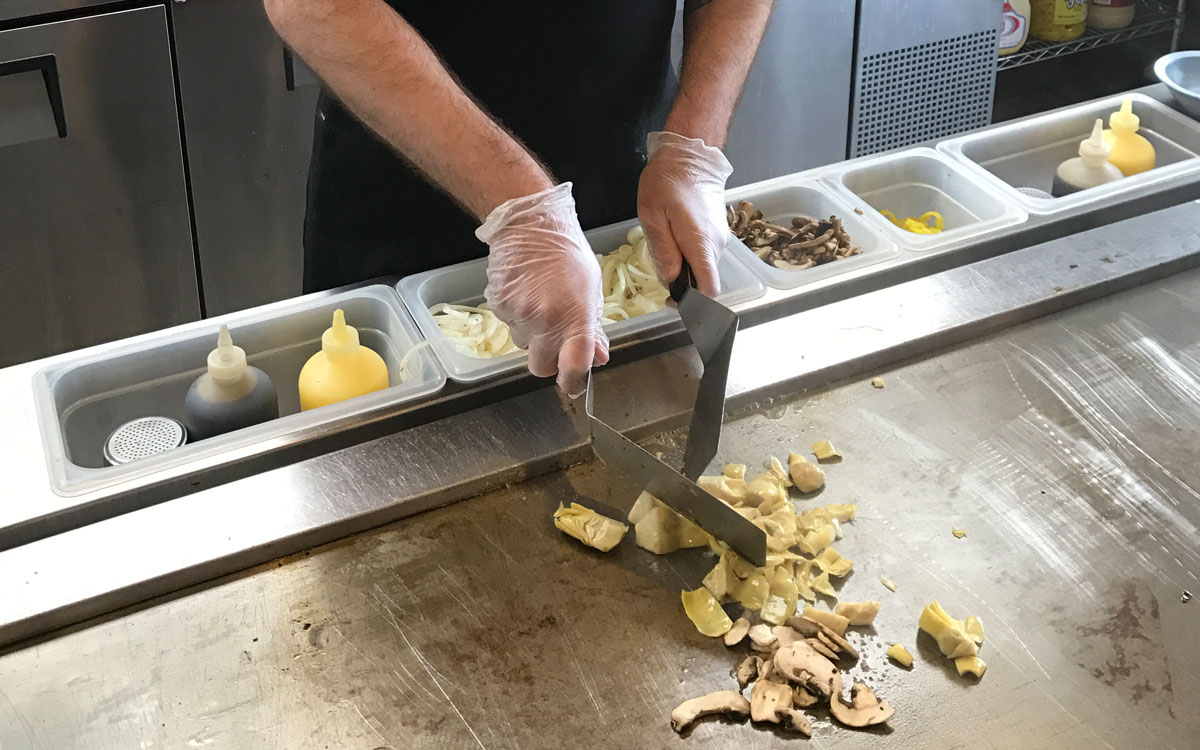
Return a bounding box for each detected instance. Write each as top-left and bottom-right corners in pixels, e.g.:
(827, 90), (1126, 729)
(851, 29), (997, 158)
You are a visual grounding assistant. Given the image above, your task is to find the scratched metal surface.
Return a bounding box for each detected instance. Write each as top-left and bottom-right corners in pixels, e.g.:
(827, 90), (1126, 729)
(3, 266), (1199, 749)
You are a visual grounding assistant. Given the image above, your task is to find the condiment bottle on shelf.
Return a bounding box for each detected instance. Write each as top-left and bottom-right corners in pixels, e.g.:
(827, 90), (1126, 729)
(298, 308), (389, 411)
(1000, 0), (1032, 56)
(184, 324), (279, 440)
(1102, 97), (1156, 176)
(1029, 0), (1088, 42)
(1051, 118), (1124, 197)
(1088, 0), (1134, 30)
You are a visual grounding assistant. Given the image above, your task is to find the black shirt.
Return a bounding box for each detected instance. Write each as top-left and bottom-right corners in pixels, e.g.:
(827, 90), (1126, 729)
(303, 0), (678, 292)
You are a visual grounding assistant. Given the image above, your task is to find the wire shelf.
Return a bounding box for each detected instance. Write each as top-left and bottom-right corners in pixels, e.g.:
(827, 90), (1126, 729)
(998, 0), (1184, 71)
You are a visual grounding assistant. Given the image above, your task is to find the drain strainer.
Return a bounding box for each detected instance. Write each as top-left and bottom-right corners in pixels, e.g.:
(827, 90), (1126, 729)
(1017, 186), (1053, 199)
(103, 416), (188, 466)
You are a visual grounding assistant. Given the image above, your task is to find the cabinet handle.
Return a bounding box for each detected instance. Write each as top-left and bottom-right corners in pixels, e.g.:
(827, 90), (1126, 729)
(0, 54), (67, 141)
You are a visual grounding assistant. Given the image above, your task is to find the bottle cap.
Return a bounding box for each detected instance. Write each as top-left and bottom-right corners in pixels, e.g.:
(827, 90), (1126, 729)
(1109, 97), (1140, 132)
(207, 324), (248, 384)
(321, 308), (361, 355)
(1079, 118), (1111, 163)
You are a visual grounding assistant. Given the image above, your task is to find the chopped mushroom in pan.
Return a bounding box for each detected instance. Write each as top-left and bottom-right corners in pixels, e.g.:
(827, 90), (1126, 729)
(829, 673), (895, 728)
(670, 691), (751, 733)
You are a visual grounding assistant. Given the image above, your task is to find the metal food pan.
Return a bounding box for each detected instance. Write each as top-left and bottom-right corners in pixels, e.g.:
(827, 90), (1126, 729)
(939, 92), (1200, 214)
(820, 147), (1028, 251)
(724, 178), (900, 289)
(398, 220), (766, 384)
(33, 285), (445, 497)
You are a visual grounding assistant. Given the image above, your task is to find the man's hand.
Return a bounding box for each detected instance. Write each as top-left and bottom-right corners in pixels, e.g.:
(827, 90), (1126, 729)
(477, 183), (608, 398)
(638, 0), (771, 295)
(637, 132), (733, 297)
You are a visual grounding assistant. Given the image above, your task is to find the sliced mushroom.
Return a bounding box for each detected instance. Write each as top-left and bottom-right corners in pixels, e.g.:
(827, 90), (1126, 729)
(786, 615), (859, 661)
(723, 616), (751, 647)
(749, 679), (793, 723)
(772, 641), (839, 699)
(792, 685), (819, 708)
(748, 623), (777, 652)
(770, 625), (803, 651)
(732, 654), (763, 690)
(806, 637), (839, 661)
(775, 706), (813, 736)
(785, 614), (820, 637)
(828, 674), (894, 728)
(670, 691), (751, 733)
(759, 655), (778, 682)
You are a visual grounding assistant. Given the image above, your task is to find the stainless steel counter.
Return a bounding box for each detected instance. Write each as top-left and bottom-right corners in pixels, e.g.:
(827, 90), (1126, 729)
(2, 229), (1198, 748)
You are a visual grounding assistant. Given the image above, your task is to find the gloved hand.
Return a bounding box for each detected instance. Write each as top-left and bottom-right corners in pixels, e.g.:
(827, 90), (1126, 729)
(477, 182), (609, 397)
(637, 131), (734, 297)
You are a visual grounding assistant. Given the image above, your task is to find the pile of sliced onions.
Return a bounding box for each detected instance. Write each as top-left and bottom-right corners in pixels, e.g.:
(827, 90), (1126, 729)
(428, 225), (671, 358)
(599, 225), (670, 324)
(429, 302), (519, 359)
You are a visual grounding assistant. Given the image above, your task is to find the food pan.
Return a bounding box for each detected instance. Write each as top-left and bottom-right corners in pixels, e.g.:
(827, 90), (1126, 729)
(939, 92), (1200, 214)
(33, 285), (445, 496)
(724, 178), (900, 289)
(820, 148), (1028, 251)
(399, 220), (766, 383)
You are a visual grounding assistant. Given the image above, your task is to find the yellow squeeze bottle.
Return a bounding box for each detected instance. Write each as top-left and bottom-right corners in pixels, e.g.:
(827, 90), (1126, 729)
(298, 309), (389, 410)
(1102, 97), (1155, 176)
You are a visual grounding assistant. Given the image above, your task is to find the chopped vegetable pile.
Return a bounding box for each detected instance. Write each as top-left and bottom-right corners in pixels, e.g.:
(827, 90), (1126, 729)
(550, 428), (991, 740)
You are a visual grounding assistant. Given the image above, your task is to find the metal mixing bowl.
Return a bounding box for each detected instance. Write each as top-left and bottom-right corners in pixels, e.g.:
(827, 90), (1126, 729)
(1155, 51), (1200, 120)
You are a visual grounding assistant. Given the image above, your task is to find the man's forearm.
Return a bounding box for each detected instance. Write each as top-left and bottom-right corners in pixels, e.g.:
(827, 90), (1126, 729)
(666, 0), (774, 147)
(264, 0), (551, 220)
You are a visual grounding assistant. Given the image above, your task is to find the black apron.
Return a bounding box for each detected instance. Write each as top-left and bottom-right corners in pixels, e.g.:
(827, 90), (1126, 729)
(303, 0), (678, 293)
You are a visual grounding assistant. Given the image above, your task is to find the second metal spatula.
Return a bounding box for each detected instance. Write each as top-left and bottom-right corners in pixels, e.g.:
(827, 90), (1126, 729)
(587, 258), (765, 566)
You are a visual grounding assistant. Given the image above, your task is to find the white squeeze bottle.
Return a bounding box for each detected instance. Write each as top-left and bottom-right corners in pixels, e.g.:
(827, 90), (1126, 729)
(184, 325), (280, 440)
(1051, 118), (1124, 197)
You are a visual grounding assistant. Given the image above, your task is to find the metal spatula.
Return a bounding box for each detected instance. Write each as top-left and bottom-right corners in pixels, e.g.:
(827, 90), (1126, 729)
(586, 258), (765, 566)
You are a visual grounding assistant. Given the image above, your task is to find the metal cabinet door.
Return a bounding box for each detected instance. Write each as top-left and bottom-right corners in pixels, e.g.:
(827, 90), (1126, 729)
(0, 7), (198, 367)
(171, 0), (319, 316)
(669, 0), (856, 188)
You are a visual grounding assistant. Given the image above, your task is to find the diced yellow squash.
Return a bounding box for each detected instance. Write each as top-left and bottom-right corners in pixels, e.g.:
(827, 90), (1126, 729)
(681, 588), (732, 637)
(733, 572), (770, 610)
(834, 600), (881, 626)
(918, 601), (977, 659)
(812, 440), (842, 461)
(553, 503), (628, 552)
(814, 548), (854, 577)
(954, 655), (987, 678)
(886, 643), (913, 667)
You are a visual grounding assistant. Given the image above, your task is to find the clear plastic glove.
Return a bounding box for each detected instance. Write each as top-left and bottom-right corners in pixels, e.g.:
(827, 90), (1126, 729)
(477, 182), (609, 397)
(637, 131), (734, 297)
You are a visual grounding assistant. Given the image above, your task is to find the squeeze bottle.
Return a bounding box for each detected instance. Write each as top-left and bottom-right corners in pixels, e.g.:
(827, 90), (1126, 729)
(1000, 0), (1032, 56)
(1051, 119), (1124, 197)
(1102, 97), (1156, 176)
(298, 309), (389, 411)
(184, 325), (279, 440)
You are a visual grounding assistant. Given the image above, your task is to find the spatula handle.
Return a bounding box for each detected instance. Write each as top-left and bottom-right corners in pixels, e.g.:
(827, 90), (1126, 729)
(669, 258), (695, 304)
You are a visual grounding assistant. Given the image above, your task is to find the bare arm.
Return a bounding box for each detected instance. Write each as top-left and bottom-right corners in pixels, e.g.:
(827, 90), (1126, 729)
(264, 0), (551, 220)
(666, 0), (774, 147)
